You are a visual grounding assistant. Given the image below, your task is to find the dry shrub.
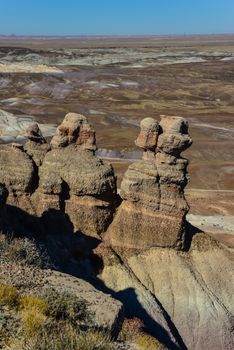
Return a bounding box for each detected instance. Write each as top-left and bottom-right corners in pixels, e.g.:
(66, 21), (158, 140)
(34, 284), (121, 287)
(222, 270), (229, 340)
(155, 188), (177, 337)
(135, 333), (163, 350)
(0, 283), (19, 307)
(0, 233), (51, 268)
(42, 288), (90, 326)
(118, 317), (144, 341)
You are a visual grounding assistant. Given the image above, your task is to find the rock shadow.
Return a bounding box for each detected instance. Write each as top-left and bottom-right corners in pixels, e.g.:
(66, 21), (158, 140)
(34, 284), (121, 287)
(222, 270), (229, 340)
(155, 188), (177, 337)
(3, 204), (103, 276)
(114, 287), (187, 350)
(2, 203), (188, 349)
(183, 220), (202, 252)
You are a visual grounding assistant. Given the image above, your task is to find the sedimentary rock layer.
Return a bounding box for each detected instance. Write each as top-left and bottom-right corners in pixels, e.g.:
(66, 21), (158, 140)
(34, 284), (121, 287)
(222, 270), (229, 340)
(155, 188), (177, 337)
(104, 115), (192, 249)
(0, 113), (117, 238)
(100, 233), (234, 350)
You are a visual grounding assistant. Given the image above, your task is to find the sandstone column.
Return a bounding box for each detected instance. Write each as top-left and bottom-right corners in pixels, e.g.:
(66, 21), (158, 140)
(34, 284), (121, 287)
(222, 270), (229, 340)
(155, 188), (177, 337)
(104, 115), (192, 250)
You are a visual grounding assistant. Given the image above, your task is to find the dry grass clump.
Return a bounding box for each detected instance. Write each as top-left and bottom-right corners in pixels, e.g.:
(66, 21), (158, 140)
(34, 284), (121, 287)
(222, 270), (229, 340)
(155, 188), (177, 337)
(0, 232), (52, 291)
(75, 329), (115, 350)
(19, 296), (48, 314)
(19, 296), (49, 337)
(21, 310), (47, 337)
(6, 322), (115, 350)
(0, 284), (19, 307)
(118, 318), (166, 349)
(135, 333), (164, 350)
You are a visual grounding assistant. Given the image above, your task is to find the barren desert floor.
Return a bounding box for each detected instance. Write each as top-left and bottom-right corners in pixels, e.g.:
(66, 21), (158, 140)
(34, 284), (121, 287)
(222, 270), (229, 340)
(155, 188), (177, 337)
(0, 35), (233, 245)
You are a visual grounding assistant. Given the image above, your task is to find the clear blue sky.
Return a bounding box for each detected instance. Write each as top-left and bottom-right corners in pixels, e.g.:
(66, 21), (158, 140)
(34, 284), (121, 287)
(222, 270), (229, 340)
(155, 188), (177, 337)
(0, 0), (234, 36)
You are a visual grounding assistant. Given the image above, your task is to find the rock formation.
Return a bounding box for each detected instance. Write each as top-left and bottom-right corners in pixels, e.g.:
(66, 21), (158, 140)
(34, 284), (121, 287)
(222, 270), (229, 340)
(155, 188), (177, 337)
(100, 232), (234, 350)
(36, 145), (116, 236)
(0, 112), (233, 350)
(36, 113), (115, 236)
(24, 123), (51, 167)
(104, 115), (192, 250)
(0, 109), (56, 143)
(48, 271), (124, 335)
(51, 112), (96, 152)
(0, 143), (37, 212)
(0, 113), (193, 246)
(0, 113), (116, 238)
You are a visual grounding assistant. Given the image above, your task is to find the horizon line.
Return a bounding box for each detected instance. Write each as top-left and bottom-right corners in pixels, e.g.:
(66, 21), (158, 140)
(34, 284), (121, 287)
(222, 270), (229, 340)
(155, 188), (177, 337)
(0, 33), (234, 38)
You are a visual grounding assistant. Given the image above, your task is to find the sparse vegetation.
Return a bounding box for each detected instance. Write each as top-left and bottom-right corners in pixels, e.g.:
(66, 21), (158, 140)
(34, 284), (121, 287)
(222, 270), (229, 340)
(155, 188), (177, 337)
(19, 296), (48, 314)
(118, 317), (144, 342)
(135, 333), (164, 350)
(0, 283), (114, 350)
(21, 309), (47, 337)
(0, 232), (51, 268)
(0, 231), (53, 291)
(0, 232), (114, 349)
(41, 288), (90, 326)
(7, 322), (115, 350)
(0, 284), (19, 307)
(19, 296), (49, 336)
(0, 311), (21, 347)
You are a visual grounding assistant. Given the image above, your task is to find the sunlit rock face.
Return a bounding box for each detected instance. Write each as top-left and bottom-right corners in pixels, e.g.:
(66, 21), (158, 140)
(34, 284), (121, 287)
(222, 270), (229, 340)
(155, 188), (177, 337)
(104, 115), (192, 250)
(51, 113), (97, 152)
(37, 145), (117, 237)
(0, 114), (116, 238)
(0, 112), (192, 246)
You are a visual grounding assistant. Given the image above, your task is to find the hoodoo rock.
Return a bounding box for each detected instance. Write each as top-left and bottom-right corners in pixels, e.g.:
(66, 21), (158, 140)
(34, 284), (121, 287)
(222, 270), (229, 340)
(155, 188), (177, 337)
(37, 145), (117, 236)
(0, 113), (116, 237)
(135, 117), (159, 158)
(36, 113), (116, 236)
(51, 112), (96, 152)
(104, 115), (192, 250)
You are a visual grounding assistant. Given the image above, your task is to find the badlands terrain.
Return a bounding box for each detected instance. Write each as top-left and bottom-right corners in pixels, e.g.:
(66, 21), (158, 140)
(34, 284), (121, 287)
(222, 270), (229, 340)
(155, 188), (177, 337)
(0, 36), (233, 350)
(0, 35), (233, 246)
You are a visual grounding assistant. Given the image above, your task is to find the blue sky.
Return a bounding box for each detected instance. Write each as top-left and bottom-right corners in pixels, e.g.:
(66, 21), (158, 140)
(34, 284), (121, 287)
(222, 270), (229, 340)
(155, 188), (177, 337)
(0, 0), (234, 36)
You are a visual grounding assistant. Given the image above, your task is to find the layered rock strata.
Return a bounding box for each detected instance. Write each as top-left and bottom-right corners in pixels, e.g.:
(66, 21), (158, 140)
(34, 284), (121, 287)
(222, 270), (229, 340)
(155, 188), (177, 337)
(0, 113), (116, 237)
(100, 233), (234, 350)
(37, 145), (116, 236)
(104, 116), (192, 250)
(0, 142), (38, 219)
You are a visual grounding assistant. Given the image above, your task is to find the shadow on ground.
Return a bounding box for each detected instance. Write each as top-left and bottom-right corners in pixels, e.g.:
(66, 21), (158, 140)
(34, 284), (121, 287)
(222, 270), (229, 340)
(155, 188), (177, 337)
(2, 203), (198, 350)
